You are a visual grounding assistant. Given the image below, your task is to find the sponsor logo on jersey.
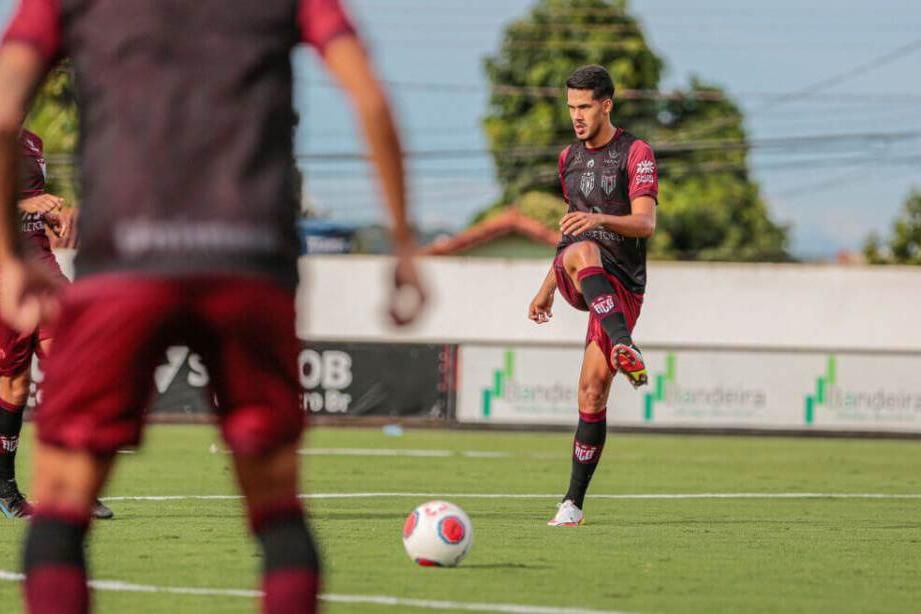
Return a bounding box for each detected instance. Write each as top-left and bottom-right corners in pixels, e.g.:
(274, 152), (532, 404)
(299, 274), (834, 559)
(604, 150), (623, 167)
(635, 159), (656, 185)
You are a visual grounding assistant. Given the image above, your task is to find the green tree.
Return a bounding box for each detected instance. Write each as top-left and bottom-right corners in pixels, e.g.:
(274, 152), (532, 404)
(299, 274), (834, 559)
(863, 189), (921, 264)
(481, 0), (790, 261)
(24, 66), (79, 203)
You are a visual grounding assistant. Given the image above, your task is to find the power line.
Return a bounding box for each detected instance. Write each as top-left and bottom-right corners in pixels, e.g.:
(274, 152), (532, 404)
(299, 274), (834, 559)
(677, 35), (921, 140)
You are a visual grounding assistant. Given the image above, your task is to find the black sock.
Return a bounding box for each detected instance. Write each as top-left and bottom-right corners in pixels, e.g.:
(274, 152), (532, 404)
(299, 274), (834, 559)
(0, 402), (25, 483)
(251, 499), (321, 614)
(24, 510), (90, 614)
(564, 410), (607, 509)
(577, 267), (632, 346)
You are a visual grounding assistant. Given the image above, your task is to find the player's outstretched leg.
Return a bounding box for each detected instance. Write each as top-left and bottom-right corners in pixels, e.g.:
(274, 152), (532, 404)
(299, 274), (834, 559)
(0, 371), (33, 518)
(23, 443), (115, 614)
(562, 242), (647, 387)
(549, 342), (613, 527)
(233, 442), (321, 614)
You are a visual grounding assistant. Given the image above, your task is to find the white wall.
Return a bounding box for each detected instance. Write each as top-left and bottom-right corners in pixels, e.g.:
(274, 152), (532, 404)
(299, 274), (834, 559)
(299, 256), (921, 352)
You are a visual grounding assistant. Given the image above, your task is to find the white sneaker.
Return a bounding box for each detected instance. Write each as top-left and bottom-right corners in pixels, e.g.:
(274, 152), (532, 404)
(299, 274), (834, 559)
(547, 499), (584, 527)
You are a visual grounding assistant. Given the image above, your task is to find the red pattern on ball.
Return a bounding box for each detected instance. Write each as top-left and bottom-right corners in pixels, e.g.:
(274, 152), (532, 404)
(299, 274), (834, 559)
(439, 516), (466, 544)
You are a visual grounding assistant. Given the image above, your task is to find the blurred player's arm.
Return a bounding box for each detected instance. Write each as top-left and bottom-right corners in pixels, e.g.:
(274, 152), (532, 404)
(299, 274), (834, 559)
(529, 266), (557, 324)
(321, 35), (426, 325)
(0, 43), (45, 260)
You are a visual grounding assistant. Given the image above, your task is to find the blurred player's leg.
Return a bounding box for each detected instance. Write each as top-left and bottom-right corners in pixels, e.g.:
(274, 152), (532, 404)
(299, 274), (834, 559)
(23, 444), (114, 614)
(233, 444), (320, 614)
(0, 363), (31, 517)
(192, 277), (318, 613)
(549, 341), (612, 527)
(561, 242), (647, 387)
(35, 331), (114, 521)
(23, 277), (176, 613)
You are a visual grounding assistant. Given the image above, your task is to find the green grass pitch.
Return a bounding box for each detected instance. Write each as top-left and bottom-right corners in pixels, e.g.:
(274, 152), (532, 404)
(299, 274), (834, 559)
(1, 424), (920, 613)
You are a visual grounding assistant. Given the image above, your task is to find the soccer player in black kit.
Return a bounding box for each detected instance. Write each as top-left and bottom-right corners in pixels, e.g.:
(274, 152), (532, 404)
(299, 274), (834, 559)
(0, 0), (425, 612)
(529, 65), (658, 527)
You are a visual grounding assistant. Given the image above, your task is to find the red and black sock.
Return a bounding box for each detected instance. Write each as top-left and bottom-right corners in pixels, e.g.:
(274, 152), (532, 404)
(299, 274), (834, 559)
(250, 498), (321, 614)
(564, 410), (607, 509)
(23, 507), (90, 614)
(577, 267), (632, 347)
(0, 400), (25, 484)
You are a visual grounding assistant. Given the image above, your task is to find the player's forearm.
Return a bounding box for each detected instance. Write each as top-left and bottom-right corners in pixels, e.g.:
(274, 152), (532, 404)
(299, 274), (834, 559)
(356, 88), (415, 253)
(597, 213), (655, 239)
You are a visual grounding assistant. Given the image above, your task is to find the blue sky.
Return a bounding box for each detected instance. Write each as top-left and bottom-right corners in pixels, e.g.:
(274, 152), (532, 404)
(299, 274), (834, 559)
(4, 0), (920, 258)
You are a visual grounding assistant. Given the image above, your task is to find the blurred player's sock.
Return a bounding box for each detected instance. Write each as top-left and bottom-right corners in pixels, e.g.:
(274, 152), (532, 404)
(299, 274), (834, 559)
(0, 400), (24, 483)
(564, 409), (607, 509)
(23, 507), (90, 613)
(577, 267), (632, 346)
(251, 498), (321, 614)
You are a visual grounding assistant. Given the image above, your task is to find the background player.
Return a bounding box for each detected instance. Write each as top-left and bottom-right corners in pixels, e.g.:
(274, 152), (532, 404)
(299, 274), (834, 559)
(528, 65), (658, 527)
(0, 127), (112, 520)
(0, 127), (65, 518)
(0, 0), (424, 612)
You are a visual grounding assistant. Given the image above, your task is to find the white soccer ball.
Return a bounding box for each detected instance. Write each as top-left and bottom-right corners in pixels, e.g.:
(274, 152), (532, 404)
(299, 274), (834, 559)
(402, 500), (473, 567)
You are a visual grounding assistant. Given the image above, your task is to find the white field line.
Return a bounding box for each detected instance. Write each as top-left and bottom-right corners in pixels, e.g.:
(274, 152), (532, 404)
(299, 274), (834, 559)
(0, 571), (628, 614)
(100, 492), (921, 502)
(299, 447), (556, 459)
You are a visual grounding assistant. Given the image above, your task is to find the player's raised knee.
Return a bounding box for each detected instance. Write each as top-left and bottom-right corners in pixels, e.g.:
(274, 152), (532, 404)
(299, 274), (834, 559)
(578, 380), (607, 413)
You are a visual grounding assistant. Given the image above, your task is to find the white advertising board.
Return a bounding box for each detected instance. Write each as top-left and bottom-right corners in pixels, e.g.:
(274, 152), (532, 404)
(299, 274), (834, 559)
(458, 345), (921, 433)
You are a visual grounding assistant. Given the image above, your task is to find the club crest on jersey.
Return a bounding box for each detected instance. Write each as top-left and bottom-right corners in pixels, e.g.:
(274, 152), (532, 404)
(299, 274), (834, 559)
(580, 172), (595, 196)
(601, 174), (616, 196)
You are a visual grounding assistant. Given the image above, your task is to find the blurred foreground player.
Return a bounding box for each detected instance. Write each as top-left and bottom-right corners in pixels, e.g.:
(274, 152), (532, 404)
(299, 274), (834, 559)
(0, 128), (112, 520)
(0, 0), (425, 612)
(528, 65), (658, 527)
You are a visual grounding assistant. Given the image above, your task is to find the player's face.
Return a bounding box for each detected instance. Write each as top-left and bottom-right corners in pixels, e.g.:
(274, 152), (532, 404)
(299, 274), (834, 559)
(567, 88), (612, 141)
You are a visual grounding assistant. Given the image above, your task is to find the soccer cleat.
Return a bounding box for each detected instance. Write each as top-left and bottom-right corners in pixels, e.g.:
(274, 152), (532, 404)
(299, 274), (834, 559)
(0, 480), (34, 518)
(547, 499), (584, 527)
(612, 343), (648, 388)
(92, 499), (115, 520)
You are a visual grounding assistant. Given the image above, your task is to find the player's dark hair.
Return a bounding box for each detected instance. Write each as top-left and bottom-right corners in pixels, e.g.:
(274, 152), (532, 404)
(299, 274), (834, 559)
(565, 65), (615, 101)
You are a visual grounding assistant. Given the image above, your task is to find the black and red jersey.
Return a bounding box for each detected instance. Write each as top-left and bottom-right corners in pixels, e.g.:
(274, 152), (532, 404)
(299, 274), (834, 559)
(2, 0), (357, 288)
(557, 128), (659, 293)
(18, 128), (51, 253)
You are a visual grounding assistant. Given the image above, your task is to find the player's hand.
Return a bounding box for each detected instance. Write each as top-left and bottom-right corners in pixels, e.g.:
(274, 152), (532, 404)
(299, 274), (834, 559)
(560, 212), (602, 236)
(18, 193), (64, 215)
(45, 207), (78, 248)
(389, 251), (427, 327)
(528, 290), (554, 324)
(0, 256), (63, 334)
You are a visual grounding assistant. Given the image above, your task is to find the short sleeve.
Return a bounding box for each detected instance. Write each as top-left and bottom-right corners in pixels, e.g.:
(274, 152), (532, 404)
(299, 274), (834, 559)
(626, 139), (658, 201)
(298, 0), (357, 54)
(558, 145), (571, 204)
(1, 0), (61, 63)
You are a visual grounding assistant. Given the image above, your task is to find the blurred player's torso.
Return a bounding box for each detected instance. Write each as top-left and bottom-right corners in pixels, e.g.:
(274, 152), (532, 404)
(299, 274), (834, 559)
(557, 129), (648, 293)
(55, 0), (352, 287)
